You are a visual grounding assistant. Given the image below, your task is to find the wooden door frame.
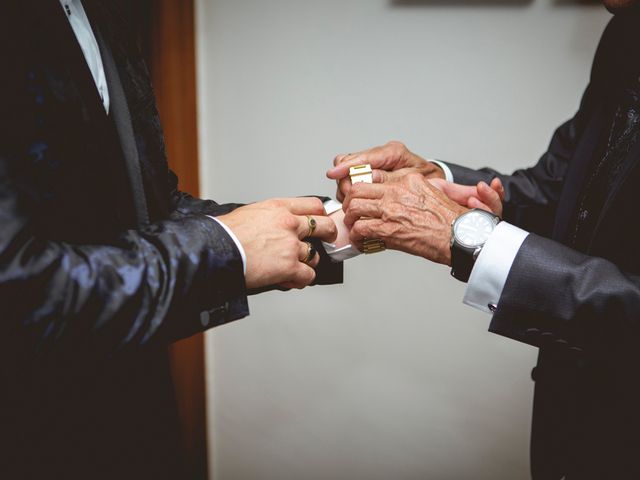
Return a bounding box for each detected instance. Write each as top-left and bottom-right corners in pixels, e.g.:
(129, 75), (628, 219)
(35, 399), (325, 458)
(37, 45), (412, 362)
(143, 1), (209, 478)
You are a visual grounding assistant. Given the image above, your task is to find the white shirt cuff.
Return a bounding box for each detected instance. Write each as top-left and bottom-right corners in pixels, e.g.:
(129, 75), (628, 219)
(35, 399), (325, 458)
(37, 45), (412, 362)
(463, 222), (529, 314)
(323, 199), (343, 215)
(430, 160), (454, 183)
(207, 216), (247, 275)
(322, 244), (362, 262)
(323, 200), (361, 262)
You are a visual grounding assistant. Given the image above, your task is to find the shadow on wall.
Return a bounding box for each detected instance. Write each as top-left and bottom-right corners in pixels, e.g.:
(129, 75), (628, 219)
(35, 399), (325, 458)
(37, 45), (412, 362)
(392, 0), (600, 5)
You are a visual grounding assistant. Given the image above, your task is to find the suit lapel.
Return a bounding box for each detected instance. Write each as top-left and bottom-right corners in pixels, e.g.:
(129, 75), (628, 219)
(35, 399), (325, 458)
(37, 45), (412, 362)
(589, 130), (640, 247)
(46, 0), (150, 228)
(95, 28), (150, 227)
(552, 102), (609, 242)
(38, 0), (149, 226)
(86, 0), (171, 220)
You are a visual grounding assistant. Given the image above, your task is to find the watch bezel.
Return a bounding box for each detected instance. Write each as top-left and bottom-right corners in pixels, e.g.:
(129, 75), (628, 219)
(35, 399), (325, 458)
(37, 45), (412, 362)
(452, 209), (500, 249)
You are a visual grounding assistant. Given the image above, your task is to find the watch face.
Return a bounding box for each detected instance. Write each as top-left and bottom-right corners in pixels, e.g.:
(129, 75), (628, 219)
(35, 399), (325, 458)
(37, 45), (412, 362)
(454, 211), (496, 248)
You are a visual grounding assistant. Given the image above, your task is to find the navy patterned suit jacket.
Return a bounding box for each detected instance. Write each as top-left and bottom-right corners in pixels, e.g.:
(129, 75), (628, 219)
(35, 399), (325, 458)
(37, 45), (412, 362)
(0, 1), (342, 478)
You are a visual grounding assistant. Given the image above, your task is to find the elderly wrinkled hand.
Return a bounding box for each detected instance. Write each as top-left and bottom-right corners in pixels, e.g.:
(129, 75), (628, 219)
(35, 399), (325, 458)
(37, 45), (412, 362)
(326, 141), (445, 202)
(343, 173), (468, 266)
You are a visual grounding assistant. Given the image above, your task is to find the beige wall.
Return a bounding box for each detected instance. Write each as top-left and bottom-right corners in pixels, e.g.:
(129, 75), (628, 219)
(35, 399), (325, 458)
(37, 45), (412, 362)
(196, 1), (610, 478)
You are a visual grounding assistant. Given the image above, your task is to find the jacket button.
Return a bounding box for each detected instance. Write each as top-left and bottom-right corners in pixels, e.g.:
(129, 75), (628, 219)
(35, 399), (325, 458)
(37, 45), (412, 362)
(525, 328), (540, 337)
(200, 311), (211, 328)
(531, 367), (538, 381)
(555, 339), (568, 347)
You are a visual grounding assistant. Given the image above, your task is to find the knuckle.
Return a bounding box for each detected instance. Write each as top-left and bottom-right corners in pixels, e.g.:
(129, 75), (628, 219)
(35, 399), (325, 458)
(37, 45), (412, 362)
(306, 268), (317, 285)
(267, 198), (284, 209)
(286, 237), (300, 251)
(385, 203), (401, 219)
(310, 197), (323, 211)
(351, 182), (365, 195)
(282, 214), (298, 231)
(388, 140), (406, 154)
(287, 259), (300, 274)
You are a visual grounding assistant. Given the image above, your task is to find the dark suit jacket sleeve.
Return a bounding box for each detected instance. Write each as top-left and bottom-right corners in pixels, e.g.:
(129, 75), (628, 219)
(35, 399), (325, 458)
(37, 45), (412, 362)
(448, 17), (637, 358)
(445, 89), (594, 237)
(442, 15), (626, 239)
(0, 161), (249, 359)
(488, 234), (640, 358)
(168, 172), (343, 288)
(168, 171), (244, 217)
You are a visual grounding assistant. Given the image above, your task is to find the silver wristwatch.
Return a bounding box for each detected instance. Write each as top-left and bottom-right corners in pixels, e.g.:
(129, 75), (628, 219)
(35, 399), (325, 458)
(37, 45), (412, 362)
(450, 209), (500, 282)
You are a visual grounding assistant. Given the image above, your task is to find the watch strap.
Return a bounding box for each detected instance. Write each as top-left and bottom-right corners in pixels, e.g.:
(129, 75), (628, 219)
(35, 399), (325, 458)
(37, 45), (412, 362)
(450, 242), (475, 282)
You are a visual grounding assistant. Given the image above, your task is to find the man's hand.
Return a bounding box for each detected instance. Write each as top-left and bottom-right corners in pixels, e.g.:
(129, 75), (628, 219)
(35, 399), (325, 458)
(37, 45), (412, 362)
(430, 177), (504, 217)
(326, 141), (445, 201)
(343, 173), (467, 266)
(218, 198), (338, 289)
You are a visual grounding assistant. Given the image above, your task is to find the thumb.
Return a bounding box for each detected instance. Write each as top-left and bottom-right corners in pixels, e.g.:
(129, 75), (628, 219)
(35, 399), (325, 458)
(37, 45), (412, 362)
(441, 182), (480, 206)
(428, 178), (447, 192)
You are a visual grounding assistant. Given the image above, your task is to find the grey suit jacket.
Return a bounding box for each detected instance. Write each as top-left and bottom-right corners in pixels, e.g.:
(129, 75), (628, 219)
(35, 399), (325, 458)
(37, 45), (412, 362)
(447, 11), (640, 480)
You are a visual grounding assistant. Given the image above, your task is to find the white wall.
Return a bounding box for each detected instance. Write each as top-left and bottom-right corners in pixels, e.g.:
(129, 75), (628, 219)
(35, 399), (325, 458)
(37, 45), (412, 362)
(196, 1), (610, 479)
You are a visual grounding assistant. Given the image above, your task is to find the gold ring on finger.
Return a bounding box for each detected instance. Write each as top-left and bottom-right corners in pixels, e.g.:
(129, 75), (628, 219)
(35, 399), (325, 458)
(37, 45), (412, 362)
(306, 215), (317, 237)
(349, 164), (373, 185)
(363, 238), (386, 254)
(304, 242), (317, 264)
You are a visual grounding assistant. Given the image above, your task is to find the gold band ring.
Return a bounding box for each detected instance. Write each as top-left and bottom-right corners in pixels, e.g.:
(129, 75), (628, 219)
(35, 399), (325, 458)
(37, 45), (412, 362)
(349, 164), (374, 185)
(306, 215), (317, 237)
(363, 238), (386, 254)
(304, 242), (317, 264)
